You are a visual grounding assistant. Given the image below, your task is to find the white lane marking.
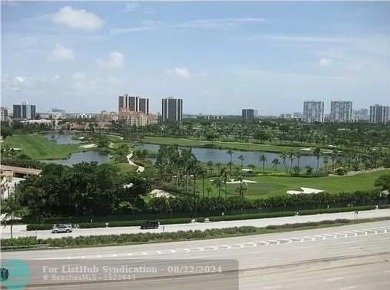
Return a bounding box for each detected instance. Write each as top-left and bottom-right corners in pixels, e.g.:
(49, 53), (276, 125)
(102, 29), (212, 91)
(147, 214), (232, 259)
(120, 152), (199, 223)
(220, 245), (231, 250)
(155, 251), (162, 255)
(340, 286), (356, 290)
(80, 256), (86, 259)
(126, 253), (132, 256)
(279, 239), (293, 244)
(383, 270), (390, 274)
(323, 234), (338, 239)
(244, 242), (257, 247)
(313, 235), (326, 240)
(111, 254), (117, 257)
(183, 248), (191, 253)
(205, 246), (219, 250)
(97, 255), (102, 258)
(303, 236), (316, 241)
(326, 276), (344, 282)
(268, 240), (281, 245)
(233, 244), (245, 249)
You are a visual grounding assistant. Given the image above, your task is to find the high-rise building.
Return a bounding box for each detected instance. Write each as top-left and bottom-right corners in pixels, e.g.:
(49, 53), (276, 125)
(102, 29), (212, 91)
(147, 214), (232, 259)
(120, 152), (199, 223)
(303, 101), (324, 123)
(161, 97), (183, 122)
(118, 94), (149, 114)
(330, 101), (353, 122)
(242, 109), (257, 120)
(353, 108), (369, 122)
(0, 107), (9, 122)
(370, 104), (390, 124)
(13, 102), (36, 120)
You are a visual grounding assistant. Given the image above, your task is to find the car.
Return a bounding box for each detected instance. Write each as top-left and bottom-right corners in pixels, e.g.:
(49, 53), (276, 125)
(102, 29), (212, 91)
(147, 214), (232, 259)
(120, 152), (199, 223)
(140, 221), (160, 229)
(51, 224), (73, 233)
(1, 268), (9, 281)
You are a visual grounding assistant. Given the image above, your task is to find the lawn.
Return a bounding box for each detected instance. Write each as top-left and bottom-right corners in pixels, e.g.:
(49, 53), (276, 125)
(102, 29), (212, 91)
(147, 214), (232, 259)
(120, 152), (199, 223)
(195, 169), (390, 199)
(2, 134), (86, 160)
(143, 136), (312, 154)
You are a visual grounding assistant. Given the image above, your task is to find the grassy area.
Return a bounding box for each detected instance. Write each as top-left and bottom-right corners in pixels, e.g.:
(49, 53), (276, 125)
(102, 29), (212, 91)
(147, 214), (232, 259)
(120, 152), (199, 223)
(3, 134), (86, 160)
(143, 136), (313, 154)
(196, 169), (390, 199)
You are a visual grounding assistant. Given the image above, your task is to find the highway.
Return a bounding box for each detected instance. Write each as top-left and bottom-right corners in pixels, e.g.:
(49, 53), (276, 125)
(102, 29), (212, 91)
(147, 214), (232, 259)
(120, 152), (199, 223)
(2, 220), (390, 289)
(2, 208), (390, 239)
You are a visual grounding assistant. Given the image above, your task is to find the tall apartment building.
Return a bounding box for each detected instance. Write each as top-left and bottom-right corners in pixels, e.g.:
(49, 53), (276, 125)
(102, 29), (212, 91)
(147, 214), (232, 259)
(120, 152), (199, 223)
(242, 109), (257, 120)
(161, 97), (183, 122)
(118, 94), (149, 114)
(303, 101), (324, 123)
(1, 107), (9, 122)
(370, 104), (390, 124)
(330, 101), (353, 122)
(13, 102), (36, 120)
(353, 108), (369, 122)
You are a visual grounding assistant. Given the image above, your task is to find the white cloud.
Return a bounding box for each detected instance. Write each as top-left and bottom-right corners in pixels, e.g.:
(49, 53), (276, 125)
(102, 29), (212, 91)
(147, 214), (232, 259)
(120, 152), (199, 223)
(47, 44), (74, 61)
(178, 17), (265, 29)
(14, 76), (25, 83)
(53, 75), (61, 80)
(96, 51), (124, 69)
(123, 2), (139, 12)
(165, 67), (191, 79)
(109, 26), (153, 35)
(319, 57), (333, 67)
(53, 6), (103, 30)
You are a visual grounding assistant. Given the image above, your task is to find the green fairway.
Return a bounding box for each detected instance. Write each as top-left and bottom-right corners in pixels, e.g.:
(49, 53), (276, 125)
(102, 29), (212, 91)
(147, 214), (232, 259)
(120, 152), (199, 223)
(2, 134), (86, 160)
(143, 136), (312, 154)
(196, 169), (390, 199)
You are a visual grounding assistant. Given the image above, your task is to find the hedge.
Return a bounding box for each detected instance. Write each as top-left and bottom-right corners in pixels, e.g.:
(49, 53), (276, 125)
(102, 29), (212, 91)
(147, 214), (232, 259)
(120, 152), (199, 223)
(298, 205), (376, 215)
(25, 206), (382, 231)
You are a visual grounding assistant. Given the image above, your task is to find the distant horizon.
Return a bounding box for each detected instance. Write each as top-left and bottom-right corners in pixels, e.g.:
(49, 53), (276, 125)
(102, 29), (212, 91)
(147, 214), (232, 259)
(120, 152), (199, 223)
(2, 2), (389, 115)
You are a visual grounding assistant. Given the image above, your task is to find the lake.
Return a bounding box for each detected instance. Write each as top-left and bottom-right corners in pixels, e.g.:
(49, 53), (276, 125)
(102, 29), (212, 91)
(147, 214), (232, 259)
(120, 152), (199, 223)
(42, 133), (81, 145)
(43, 151), (110, 166)
(137, 143), (323, 168)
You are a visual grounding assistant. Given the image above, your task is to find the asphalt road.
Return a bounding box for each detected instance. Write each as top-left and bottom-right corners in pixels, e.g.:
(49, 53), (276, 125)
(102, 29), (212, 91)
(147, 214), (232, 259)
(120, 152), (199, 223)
(2, 209), (390, 239)
(2, 220), (390, 290)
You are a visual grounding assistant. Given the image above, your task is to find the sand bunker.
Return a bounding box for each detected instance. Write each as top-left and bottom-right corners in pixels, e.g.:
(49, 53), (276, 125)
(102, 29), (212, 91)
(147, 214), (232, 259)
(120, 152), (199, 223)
(287, 187), (325, 195)
(80, 144), (97, 149)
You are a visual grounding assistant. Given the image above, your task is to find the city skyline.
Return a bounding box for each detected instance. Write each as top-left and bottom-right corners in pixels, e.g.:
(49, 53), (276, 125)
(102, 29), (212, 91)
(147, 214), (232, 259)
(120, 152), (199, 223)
(2, 2), (389, 114)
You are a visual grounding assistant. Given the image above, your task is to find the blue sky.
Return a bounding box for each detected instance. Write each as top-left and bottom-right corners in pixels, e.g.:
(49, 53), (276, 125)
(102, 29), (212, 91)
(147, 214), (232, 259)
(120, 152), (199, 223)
(2, 1), (389, 115)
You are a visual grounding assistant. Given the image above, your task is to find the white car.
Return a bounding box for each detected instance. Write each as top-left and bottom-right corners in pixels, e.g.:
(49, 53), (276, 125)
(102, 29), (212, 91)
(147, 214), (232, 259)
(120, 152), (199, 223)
(51, 224), (73, 233)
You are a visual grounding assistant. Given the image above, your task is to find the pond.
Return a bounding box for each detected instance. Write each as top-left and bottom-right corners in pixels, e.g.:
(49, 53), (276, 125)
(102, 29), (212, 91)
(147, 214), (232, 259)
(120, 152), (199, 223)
(43, 151), (110, 166)
(42, 133), (81, 145)
(137, 143), (324, 169)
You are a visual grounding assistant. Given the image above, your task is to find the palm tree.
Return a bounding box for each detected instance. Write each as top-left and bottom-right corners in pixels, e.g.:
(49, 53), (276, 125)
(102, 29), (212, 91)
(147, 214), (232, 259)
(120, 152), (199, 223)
(313, 147), (321, 171)
(259, 154), (267, 172)
(220, 168), (230, 198)
(226, 150), (234, 173)
(295, 151), (302, 172)
(207, 161), (214, 174)
(201, 168), (206, 197)
(238, 154), (245, 170)
(216, 162), (221, 174)
(212, 178), (223, 197)
(272, 158), (280, 172)
(288, 150), (295, 172)
(323, 156), (329, 172)
(1, 198), (26, 239)
(279, 152), (288, 172)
